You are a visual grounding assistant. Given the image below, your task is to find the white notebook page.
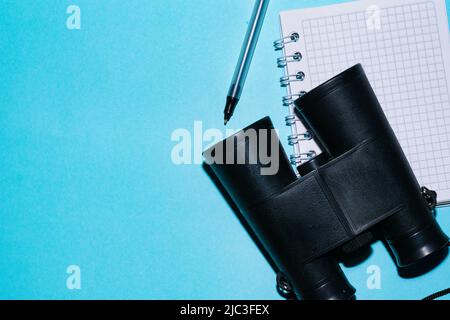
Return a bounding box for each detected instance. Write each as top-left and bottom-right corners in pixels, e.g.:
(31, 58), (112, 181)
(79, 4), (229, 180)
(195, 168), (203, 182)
(279, 0), (450, 203)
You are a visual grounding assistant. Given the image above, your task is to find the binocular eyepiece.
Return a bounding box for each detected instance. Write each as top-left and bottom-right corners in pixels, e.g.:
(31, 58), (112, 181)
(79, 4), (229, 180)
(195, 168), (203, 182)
(203, 64), (448, 300)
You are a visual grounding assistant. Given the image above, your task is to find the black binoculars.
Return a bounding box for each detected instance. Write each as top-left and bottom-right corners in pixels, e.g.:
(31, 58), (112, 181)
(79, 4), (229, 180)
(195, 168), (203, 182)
(203, 64), (448, 300)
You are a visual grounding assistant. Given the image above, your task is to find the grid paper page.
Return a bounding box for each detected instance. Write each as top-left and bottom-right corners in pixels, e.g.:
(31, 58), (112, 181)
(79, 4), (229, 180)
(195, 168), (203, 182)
(279, 0), (450, 203)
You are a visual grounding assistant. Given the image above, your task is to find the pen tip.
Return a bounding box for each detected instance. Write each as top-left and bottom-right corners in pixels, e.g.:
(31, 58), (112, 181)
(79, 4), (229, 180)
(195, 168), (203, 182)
(223, 96), (239, 126)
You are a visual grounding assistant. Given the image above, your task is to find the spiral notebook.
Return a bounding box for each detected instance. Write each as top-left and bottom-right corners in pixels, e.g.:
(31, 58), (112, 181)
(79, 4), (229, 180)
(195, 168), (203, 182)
(275, 0), (450, 204)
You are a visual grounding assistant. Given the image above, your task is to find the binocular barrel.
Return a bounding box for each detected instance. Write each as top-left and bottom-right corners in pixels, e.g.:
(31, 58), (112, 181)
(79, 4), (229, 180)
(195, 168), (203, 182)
(295, 64), (448, 267)
(203, 117), (297, 210)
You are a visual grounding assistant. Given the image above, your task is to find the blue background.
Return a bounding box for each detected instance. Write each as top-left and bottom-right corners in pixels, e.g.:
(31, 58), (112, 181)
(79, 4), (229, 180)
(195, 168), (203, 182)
(0, 0), (449, 299)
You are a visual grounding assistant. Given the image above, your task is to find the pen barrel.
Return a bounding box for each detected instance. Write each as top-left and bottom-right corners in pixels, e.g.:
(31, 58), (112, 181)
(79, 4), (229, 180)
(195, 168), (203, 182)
(230, 0), (270, 98)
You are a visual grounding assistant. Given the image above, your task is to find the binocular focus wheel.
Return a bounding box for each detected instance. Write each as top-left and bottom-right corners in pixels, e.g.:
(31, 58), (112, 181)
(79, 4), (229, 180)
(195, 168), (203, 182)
(421, 186), (437, 210)
(276, 272), (295, 299)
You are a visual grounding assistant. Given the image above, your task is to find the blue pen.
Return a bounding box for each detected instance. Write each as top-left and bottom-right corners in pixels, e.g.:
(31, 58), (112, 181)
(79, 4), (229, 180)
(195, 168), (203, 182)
(224, 0), (270, 125)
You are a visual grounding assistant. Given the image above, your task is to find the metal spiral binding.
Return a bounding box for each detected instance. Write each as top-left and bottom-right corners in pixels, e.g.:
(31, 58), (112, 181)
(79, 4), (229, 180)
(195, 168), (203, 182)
(288, 132), (312, 146)
(275, 30), (313, 168)
(280, 71), (305, 87)
(273, 32), (300, 50)
(290, 151), (316, 166)
(282, 91), (307, 106)
(277, 52), (302, 68)
(284, 115), (297, 126)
